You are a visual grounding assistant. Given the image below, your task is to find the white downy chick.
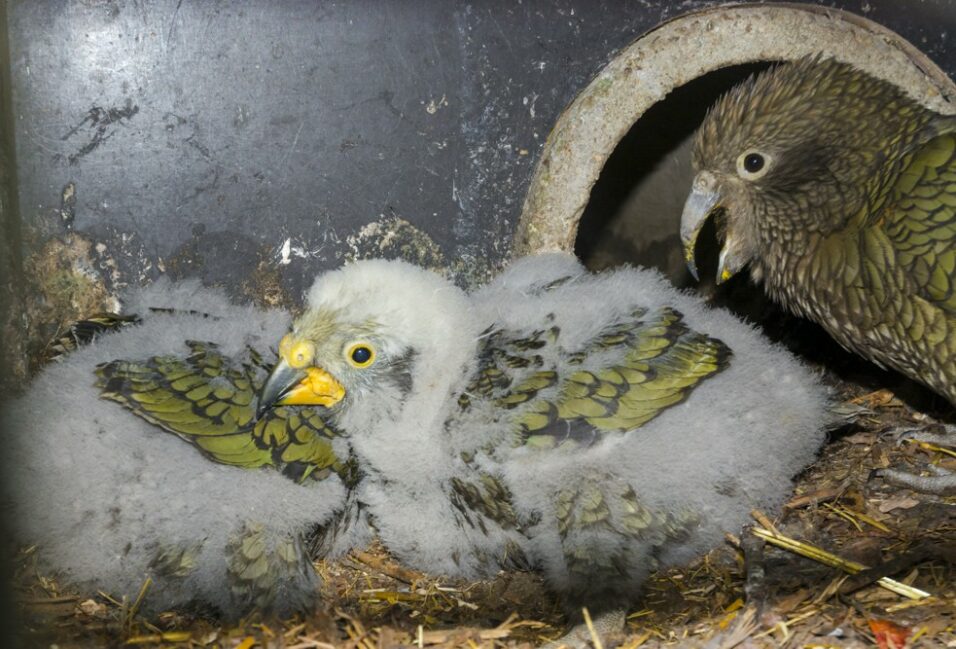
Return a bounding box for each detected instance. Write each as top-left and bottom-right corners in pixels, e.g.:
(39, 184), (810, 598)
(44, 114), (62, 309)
(257, 254), (829, 639)
(2, 280), (364, 618)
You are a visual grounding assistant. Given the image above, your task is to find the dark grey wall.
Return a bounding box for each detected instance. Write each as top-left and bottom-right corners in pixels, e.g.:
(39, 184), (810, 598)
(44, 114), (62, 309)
(5, 0), (955, 298)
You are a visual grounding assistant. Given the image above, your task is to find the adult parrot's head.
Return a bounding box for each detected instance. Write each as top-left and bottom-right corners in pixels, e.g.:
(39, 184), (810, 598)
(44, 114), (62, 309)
(681, 56), (925, 284)
(257, 259), (477, 434)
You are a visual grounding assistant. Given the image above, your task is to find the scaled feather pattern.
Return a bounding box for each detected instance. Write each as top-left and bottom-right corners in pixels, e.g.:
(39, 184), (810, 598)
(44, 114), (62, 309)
(2, 280), (364, 617)
(257, 254), (830, 622)
(682, 56), (956, 405)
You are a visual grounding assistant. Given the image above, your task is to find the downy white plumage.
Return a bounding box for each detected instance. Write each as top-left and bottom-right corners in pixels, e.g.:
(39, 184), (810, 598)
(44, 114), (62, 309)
(2, 280), (361, 617)
(258, 254), (830, 636)
(5, 255), (828, 633)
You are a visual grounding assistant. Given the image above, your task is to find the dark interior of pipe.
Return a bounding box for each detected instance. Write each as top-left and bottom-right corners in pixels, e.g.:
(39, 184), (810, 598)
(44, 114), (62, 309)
(575, 62), (774, 285)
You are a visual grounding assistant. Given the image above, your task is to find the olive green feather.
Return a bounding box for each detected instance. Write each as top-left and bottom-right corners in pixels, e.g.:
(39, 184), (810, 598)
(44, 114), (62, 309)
(886, 131), (956, 316)
(226, 523), (317, 614)
(458, 307), (730, 451)
(554, 476), (697, 588)
(46, 312), (142, 360)
(96, 341), (349, 484)
(512, 307), (731, 448)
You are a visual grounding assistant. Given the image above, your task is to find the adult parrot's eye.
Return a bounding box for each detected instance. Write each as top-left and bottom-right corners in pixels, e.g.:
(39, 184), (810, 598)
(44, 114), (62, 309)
(347, 343), (375, 368)
(744, 153), (764, 173)
(737, 151), (771, 180)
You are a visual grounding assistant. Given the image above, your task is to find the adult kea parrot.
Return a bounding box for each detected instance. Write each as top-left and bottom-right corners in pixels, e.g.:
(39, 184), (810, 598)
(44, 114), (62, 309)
(681, 56), (956, 407)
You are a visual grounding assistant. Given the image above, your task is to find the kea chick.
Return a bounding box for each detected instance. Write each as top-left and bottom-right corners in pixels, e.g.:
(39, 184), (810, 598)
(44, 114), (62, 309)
(681, 56), (956, 407)
(2, 280), (364, 618)
(257, 255), (829, 643)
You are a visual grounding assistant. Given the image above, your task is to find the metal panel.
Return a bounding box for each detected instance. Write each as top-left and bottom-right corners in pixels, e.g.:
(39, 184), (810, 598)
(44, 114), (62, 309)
(6, 0), (950, 300)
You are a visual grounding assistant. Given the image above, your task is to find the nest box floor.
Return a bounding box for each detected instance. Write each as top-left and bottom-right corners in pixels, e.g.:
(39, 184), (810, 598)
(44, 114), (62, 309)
(9, 301), (956, 649)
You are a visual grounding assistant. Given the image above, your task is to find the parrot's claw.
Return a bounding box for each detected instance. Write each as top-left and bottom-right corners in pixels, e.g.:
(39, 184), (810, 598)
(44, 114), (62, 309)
(541, 609), (626, 649)
(881, 423), (956, 448)
(899, 424), (956, 448)
(872, 424), (956, 496)
(872, 466), (956, 496)
(827, 401), (875, 430)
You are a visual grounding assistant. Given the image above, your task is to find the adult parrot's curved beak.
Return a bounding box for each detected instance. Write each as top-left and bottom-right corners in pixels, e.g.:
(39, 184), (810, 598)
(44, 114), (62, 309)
(680, 172), (722, 282)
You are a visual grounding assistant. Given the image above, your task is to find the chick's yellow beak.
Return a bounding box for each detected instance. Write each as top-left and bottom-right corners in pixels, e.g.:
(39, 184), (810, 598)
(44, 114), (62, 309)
(256, 335), (345, 418)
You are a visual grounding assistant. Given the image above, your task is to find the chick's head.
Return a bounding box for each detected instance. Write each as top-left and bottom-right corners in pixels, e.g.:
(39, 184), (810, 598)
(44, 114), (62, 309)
(257, 259), (478, 432)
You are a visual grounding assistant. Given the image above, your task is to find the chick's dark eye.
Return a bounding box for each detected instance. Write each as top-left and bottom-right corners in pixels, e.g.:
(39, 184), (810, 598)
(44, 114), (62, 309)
(351, 346), (372, 364)
(743, 153), (765, 173)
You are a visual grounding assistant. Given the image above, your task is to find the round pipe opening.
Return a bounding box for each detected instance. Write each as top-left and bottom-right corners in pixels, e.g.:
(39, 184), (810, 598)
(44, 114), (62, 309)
(515, 3), (956, 268)
(575, 61), (775, 287)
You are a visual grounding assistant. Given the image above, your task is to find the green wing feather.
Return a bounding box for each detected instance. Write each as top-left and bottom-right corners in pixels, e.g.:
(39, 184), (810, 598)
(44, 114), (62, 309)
(554, 477), (697, 576)
(516, 308), (731, 448)
(96, 341), (348, 484)
(884, 127), (956, 316)
(46, 312), (142, 360)
(463, 308), (731, 450)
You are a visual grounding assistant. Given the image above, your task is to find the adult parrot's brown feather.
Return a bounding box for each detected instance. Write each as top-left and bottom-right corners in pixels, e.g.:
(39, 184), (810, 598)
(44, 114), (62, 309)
(886, 129), (956, 315)
(684, 57), (956, 404)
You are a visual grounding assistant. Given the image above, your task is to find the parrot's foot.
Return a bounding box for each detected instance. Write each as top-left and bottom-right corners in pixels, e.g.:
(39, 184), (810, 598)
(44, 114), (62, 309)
(890, 423), (956, 448)
(741, 532), (768, 612)
(826, 401), (875, 430)
(541, 608), (626, 649)
(873, 465), (956, 496)
(872, 425), (956, 496)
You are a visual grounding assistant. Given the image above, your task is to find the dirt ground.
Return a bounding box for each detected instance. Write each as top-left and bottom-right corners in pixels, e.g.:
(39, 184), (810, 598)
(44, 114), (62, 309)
(9, 307), (956, 649)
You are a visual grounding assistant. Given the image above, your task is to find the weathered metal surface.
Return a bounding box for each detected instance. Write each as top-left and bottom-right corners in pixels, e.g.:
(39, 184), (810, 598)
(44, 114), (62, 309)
(1, 0), (954, 384)
(0, 0), (27, 392)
